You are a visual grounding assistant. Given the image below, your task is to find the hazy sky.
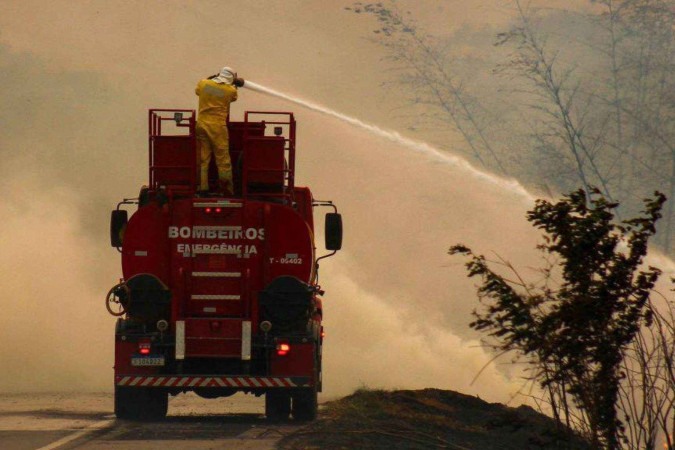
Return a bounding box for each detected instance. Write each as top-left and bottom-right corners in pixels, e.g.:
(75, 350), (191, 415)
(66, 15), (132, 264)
(0, 0), (671, 402)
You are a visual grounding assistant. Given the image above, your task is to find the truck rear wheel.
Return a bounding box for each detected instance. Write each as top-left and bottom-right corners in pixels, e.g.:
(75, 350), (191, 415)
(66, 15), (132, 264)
(265, 391), (291, 421)
(115, 386), (168, 420)
(291, 387), (318, 421)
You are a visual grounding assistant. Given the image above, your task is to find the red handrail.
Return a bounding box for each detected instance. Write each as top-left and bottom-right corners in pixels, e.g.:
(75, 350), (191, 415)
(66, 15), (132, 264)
(242, 111), (296, 203)
(148, 109), (197, 192)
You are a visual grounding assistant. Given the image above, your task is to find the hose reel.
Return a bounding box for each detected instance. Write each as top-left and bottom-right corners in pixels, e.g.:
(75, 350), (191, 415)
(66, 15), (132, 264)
(105, 274), (171, 321)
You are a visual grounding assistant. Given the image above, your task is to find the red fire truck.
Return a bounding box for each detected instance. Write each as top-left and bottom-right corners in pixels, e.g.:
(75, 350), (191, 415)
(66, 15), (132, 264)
(107, 109), (342, 420)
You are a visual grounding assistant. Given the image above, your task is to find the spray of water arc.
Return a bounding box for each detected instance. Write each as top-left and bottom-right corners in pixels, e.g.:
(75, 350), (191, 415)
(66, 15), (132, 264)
(244, 81), (535, 203)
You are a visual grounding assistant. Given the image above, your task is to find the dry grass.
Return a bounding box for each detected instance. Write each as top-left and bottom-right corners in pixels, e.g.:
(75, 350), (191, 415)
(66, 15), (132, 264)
(280, 388), (591, 449)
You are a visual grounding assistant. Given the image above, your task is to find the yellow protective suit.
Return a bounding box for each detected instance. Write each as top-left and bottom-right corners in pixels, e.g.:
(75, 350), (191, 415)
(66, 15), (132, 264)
(195, 79), (238, 192)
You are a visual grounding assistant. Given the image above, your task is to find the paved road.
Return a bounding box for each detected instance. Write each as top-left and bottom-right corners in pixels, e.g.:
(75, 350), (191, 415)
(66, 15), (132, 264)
(0, 393), (302, 450)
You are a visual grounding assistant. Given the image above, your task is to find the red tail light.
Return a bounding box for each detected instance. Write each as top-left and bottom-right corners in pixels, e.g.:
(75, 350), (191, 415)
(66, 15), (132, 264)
(138, 341), (151, 355)
(276, 342), (290, 356)
(205, 207), (212, 213)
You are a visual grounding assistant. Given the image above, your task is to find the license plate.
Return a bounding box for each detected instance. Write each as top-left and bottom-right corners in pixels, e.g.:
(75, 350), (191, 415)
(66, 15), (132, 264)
(131, 356), (165, 367)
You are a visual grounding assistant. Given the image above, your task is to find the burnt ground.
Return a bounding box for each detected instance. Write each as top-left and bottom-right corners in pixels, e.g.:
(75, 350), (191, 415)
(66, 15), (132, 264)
(279, 389), (591, 450)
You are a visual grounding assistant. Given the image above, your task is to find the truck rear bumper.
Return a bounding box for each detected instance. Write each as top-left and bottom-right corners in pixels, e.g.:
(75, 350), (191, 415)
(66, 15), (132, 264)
(115, 375), (311, 388)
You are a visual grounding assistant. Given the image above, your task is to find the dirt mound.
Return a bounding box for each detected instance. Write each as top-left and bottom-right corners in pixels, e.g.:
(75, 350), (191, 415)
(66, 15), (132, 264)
(280, 388), (590, 449)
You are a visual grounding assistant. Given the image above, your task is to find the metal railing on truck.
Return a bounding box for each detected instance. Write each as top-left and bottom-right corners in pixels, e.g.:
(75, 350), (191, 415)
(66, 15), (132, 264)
(241, 111), (296, 203)
(148, 109), (296, 201)
(148, 109), (197, 195)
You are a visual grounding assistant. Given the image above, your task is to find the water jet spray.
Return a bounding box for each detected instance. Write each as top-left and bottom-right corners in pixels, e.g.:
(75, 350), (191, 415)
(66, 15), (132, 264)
(243, 81), (534, 203)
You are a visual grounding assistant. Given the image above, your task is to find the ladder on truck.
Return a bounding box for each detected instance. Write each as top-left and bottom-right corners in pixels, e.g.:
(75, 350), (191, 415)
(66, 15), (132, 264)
(179, 199), (255, 361)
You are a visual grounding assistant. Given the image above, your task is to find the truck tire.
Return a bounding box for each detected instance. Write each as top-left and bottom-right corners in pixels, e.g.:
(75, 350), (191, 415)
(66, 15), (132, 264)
(265, 391), (291, 421)
(291, 387), (318, 421)
(115, 386), (168, 420)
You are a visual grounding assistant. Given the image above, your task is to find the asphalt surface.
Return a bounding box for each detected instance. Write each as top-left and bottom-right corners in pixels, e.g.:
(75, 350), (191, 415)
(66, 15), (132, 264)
(0, 392), (302, 450)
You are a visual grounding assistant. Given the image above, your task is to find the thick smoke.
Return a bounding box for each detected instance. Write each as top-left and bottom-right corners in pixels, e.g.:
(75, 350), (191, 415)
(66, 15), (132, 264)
(0, 44), (128, 392)
(0, 169), (111, 392)
(322, 263), (527, 399)
(0, 1), (672, 404)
